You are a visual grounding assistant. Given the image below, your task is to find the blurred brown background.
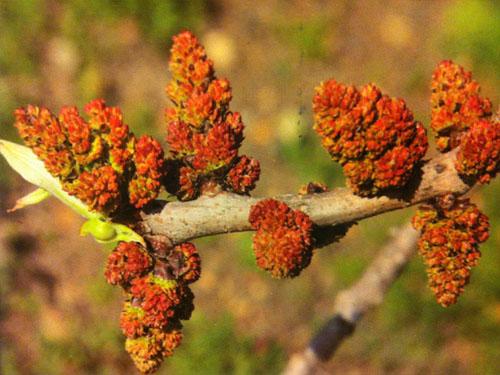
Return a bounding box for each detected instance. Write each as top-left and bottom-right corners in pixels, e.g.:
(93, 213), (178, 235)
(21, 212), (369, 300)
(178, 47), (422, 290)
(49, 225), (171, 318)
(0, 1), (499, 374)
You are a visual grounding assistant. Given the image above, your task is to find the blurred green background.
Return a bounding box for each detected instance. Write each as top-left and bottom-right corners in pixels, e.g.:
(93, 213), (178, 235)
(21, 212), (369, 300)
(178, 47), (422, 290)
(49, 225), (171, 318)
(0, 1), (499, 374)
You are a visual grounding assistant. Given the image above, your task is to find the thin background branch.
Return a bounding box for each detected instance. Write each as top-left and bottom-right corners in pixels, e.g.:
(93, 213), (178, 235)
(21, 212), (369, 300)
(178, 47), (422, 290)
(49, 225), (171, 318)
(283, 224), (419, 375)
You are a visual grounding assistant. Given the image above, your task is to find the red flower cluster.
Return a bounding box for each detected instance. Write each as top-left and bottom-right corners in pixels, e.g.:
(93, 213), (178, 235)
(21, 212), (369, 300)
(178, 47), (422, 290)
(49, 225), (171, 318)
(249, 199), (313, 278)
(104, 242), (152, 287)
(165, 31), (260, 199)
(412, 196), (489, 307)
(430, 60), (492, 152)
(455, 118), (500, 184)
(14, 99), (165, 214)
(313, 81), (428, 196)
(105, 239), (200, 373)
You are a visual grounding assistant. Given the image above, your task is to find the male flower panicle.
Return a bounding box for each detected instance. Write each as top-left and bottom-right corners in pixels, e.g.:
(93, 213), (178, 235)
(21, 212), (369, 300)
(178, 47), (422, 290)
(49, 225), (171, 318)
(249, 199), (314, 278)
(104, 242), (153, 287)
(412, 196), (489, 307)
(113, 240), (201, 373)
(165, 31), (259, 200)
(120, 268), (195, 372)
(313, 80), (428, 196)
(430, 60), (492, 152)
(13, 99), (165, 215)
(455, 117), (500, 184)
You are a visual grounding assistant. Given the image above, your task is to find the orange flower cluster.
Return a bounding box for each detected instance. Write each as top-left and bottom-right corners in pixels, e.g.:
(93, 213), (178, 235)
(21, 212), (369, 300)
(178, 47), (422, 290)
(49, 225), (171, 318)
(105, 240), (201, 373)
(249, 199), (313, 278)
(165, 31), (260, 199)
(412, 196), (489, 307)
(455, 118), (500, 184)
(430, 60), (492, 152)
(313, 80), (428, 196)
(14, 99), (165, 214)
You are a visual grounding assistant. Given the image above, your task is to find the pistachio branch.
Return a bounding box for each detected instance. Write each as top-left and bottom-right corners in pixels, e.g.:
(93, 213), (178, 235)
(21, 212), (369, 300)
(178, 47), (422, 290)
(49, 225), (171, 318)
(142, 149), (469, 245)
(283, 224), (419, 375)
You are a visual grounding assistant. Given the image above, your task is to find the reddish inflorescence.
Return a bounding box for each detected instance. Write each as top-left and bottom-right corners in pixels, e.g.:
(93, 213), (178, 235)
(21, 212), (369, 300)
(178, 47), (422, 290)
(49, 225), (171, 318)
(249, 199), (314, 278)
(165, 31), (260, 200)
(14, 100), (165, 215)
(412, 196), (489, 307)
(313, 81), (428, 196)
(104, 237), (202, 373)
(115, 259), (196, 373)
(430, 60), (492, 152)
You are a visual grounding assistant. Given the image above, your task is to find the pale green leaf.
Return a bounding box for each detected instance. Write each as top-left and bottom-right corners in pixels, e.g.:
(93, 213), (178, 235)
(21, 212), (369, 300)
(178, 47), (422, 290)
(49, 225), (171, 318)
(8, 187), (50, 212)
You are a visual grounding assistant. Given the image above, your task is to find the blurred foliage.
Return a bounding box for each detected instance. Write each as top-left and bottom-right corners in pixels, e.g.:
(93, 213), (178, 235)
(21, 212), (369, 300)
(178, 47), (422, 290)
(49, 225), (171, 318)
(440, 0), (500, 75)
(274, 16), (331, 60)
(0, 1), (499, 374)
(164, 313), (285, 374)
(63, 0), (206, 46)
